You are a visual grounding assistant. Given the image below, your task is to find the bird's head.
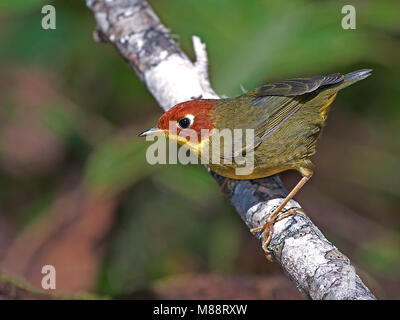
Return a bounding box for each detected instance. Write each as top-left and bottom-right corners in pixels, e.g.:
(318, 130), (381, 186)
(139, 99), (216, 153)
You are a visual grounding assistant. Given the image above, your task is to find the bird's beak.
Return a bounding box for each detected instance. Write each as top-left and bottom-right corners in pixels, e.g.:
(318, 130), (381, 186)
(138, 126), (166, 137)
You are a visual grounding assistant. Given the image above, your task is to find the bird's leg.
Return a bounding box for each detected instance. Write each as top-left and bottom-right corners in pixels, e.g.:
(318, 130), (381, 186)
(251, 170), (312, 260)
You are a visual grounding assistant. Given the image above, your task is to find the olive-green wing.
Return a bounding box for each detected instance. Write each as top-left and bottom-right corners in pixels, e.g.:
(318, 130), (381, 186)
(219, 70), (371, 159)
(250, 74), (343, 133)
(231, 73), (345, 156)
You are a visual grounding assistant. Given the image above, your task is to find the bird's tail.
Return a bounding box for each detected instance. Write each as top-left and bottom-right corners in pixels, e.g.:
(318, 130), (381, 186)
(334, 69), (372, 91)
(316, 69), (372, 119)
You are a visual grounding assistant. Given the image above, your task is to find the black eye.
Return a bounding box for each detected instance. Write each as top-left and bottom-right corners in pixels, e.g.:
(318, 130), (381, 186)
(178, 117), (191, 129)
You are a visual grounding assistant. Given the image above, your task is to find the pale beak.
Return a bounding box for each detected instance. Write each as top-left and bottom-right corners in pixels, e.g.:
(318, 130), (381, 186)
(138, 126), (166, 137)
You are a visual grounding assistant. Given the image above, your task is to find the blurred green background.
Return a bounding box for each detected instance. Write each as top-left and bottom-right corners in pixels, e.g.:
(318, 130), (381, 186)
(0, 0), (399, 299)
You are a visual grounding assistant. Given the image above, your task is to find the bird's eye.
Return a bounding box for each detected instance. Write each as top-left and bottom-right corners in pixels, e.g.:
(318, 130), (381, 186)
(178, 117), (191, 129)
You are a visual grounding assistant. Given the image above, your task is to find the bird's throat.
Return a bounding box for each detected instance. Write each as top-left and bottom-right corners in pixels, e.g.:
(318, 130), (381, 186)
(166, 133), (211, 157)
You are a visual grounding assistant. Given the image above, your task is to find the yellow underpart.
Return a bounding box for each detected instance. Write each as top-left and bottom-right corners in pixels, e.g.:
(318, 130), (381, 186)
(320, 93), (337, 120)
(166, 131), (212, 156)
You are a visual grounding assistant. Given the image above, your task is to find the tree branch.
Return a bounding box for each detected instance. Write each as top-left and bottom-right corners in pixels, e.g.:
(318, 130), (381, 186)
(86, 0), (376, 300)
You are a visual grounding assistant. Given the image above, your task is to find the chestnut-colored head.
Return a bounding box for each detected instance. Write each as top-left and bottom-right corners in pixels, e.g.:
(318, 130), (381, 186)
(139, 100), (216, 145)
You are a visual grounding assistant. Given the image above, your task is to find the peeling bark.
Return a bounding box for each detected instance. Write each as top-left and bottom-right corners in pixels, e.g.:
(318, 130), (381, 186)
(86, 0), (376, 300)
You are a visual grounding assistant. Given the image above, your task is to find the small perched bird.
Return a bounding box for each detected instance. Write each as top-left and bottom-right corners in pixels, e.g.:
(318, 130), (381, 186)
(139, 69), (372, 258)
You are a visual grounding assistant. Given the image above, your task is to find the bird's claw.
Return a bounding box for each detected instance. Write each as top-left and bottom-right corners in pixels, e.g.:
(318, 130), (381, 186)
(250, 207), (302, 261)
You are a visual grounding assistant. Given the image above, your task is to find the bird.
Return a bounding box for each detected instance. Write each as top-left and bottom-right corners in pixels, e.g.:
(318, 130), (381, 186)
(139, 69), (372, 259)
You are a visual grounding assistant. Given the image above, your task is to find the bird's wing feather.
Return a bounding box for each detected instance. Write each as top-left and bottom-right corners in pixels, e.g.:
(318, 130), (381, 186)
(216, 71), (370, 161)
(223, 96), (306, 158)
(235, 73), (344, 155)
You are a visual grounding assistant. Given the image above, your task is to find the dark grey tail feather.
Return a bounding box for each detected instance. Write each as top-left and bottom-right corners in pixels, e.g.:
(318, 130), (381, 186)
(334, 69), (372, 91)
(345, 69), (372, 81)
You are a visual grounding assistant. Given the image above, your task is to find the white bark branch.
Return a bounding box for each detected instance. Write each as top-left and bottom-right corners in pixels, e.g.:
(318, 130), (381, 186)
(86, 0), (376, 300)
